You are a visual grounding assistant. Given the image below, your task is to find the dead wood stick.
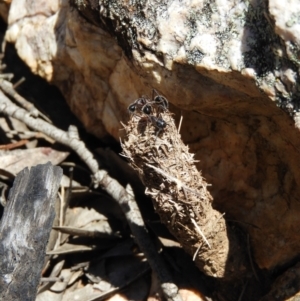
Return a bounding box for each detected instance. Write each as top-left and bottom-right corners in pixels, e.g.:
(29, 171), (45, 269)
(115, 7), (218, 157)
(0, 162), (63, 301)
(0, 79), (51, 122)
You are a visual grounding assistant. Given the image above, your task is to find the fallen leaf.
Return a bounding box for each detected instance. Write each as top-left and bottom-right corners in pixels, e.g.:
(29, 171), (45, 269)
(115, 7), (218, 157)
(0, 147), (69, 175)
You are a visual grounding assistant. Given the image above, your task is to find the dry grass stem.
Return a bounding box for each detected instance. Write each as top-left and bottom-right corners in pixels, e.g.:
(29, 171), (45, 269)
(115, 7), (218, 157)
(191, 217), (211, 249)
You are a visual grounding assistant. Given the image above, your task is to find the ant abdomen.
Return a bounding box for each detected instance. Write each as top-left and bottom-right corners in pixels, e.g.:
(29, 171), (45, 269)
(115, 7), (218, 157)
(142, 104), (152, 115)
(149, 116), (167, 130)
(128, 103), (136, 113)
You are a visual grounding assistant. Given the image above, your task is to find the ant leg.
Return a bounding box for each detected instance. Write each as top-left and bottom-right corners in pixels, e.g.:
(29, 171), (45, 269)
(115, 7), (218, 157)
(152, 89), (156, 101)
(155, 128), (162, 140)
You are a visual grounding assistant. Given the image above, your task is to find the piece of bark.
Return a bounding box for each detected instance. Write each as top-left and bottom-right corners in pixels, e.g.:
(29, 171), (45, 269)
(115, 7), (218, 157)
(0, 162), (63, 301)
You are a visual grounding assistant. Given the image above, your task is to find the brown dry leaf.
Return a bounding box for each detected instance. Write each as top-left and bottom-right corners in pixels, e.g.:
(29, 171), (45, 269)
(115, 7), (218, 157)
(65, 192), (126, 228)
(65, 206), (108, 229)
(60, 197), (123, 246)
(0, 147), (69, 175)
(81, 220), (120, 237)
(51, 269), (74, 293)
(36, 290), (63, 301)
(93, 279), (112, 291)
(178, 289), (208, 301)
(39, 260), (65, 294)
(61, 284), (101, 301)
(37, 269), (73, 301)
(61, 206), (117, 245)
(0, 116), (37, 148)
(67, 270), (84, 287)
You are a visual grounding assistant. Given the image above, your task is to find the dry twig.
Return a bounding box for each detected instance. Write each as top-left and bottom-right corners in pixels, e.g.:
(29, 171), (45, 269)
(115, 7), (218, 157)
(0, 89), (101, 185)
(0, 79), (51, 122)
(0, 163), (62, 300)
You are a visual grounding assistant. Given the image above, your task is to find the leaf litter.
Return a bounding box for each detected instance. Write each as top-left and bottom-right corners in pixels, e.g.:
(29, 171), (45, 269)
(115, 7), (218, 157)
(0, 41), (210, 301)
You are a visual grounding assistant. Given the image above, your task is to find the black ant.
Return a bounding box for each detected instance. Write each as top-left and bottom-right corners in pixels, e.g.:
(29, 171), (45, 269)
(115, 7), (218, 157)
(127, 97), (148, 114)
(152, 89), (169, 113)
(128, 100), (153, 117)
(128, 90), (168, 135)
(149, 115), (167, 130)
(144, 115), (167, 137)
(128, 90), (168, 116)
